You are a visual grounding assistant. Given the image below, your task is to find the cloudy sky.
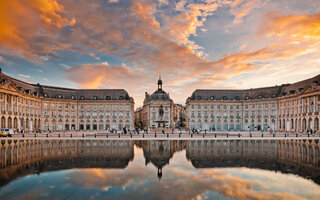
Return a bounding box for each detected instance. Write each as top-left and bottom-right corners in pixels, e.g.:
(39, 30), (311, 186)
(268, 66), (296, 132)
(0, 0), (320, 107)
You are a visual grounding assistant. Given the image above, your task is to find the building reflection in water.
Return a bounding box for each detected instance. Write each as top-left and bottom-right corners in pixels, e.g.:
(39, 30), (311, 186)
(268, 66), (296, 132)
(0, 139), (319, 186)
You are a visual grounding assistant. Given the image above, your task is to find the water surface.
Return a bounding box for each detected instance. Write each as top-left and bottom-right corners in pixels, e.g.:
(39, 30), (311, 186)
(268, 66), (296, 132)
(0, 139), (319, 200)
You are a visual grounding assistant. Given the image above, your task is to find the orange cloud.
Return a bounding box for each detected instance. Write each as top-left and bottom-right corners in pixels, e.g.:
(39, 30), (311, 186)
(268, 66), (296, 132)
(259, 12), (320, 40)
(0, 0), (75, 60)
(231, 0), (263, 23)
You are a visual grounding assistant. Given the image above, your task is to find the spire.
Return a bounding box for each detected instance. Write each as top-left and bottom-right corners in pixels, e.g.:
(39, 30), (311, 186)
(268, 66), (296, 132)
(157, 76), (163, 91)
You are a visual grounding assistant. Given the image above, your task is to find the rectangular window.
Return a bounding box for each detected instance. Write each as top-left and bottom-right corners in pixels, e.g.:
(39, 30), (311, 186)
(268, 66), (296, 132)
(86, 111), (90, 117)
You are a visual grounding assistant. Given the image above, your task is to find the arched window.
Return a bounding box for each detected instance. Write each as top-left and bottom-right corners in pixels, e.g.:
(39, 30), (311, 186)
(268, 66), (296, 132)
(119, 96), (124, 100)
(93, 96), (98, 100)
(222, 96), (228, 100)
(210, 96), (214, 100)
(106, 96), (111, 100)
(80, 96), (85, 100)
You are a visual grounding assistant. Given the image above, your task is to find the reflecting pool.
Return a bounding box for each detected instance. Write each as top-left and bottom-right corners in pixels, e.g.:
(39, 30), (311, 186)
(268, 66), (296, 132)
(0, 139), (320, 200)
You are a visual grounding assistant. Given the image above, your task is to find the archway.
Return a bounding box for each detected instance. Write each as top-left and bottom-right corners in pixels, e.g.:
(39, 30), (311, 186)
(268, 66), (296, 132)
(8, 117), (12, 129)
(279, 119), (281, 129)
(302, 118), (306, 131)
(1, 117), (5, 129)
(26, 118), (29, 130)
(13, 117), (18, 129)
(314, 118), (319, 132)
(308, 118), (313, 130)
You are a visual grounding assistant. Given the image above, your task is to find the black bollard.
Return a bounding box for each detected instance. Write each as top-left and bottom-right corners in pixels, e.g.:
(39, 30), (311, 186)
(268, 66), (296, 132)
(238, 133), (240, 138)
(215, 133), (216, 138)
(179, 133), (181, 138)
(296, 133), (298, 137)
(308, 134), (309, 137)
(82, 134), (84, 138)
(22, 134), (24, 138)
(155, 133), (157, 138)
(58, 134), (60, 138)
(284, 133), (286, 138)
(94, 134), (97, 138)
(106, 133), (108, 138)
(131, 134), (132, 138)
(167, 133), (169, 138)
(227, 133), (228, 138)
(118, 133), (120, 138)
(203, 133), (205, 138)
(273, 134), (275, 137)
(46, 134), (48, 138)
(262, 133), (263, 138)
(70, 134), (72, 138)
(143, 133), (144, 138)
(250, 133), (252, 138)
(191, 133), (193, 138)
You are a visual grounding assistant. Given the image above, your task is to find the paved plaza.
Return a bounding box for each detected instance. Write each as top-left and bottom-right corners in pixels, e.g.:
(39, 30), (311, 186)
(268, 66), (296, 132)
(2, 130), (319, 140)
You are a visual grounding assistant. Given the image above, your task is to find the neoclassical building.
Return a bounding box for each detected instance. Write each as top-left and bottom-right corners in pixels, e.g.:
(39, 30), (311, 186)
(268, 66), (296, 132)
(186, 74), (320, 133)
(0, 69), (134, 132)
(135, 78), (177, 129)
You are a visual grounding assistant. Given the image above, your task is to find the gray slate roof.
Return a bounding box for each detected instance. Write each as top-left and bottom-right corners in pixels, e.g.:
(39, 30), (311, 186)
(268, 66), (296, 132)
(0, 71), (132, 101)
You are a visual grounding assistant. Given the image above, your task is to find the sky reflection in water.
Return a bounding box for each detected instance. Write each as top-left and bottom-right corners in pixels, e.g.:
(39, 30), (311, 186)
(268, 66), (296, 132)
(0, 140), (320, 200)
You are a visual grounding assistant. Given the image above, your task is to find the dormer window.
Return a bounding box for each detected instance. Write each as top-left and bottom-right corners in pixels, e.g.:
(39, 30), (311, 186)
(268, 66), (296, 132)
(290, 90), (295, 94)
(106, 96), (111, 100)
(235, 96), (240, 100)
(197, 96), (202, 100)
(258, 95), (262, 99)
(272, 94), (276, 98)
(25, 89), (30, 94)
(80, 96), (85, 100)
(57, 94), (62, 99)
(71, 95), (75, 100)
(222, 96), (228, 100)
(210, 96), (214, 100)
(93, 96), (98, 100)
(245, 96), (250, 100)
(44, 93), (48, 98)
(282, 92), (287, 96)
(119, 96), (124, 100)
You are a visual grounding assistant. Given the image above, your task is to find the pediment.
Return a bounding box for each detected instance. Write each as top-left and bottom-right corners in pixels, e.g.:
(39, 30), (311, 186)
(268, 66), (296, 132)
(301, 84), (319, 94)
(0, 82), (22, 93)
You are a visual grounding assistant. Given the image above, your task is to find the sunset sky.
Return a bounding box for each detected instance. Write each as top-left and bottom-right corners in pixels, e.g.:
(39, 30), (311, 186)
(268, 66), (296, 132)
(0, 0), (320, 107)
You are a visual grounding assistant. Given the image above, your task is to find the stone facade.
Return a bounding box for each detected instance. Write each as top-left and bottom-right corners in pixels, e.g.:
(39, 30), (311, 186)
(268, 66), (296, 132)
(0, 69), (135, 132)
(135, 78), (176, 129)
(186, 74), (320, 133)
